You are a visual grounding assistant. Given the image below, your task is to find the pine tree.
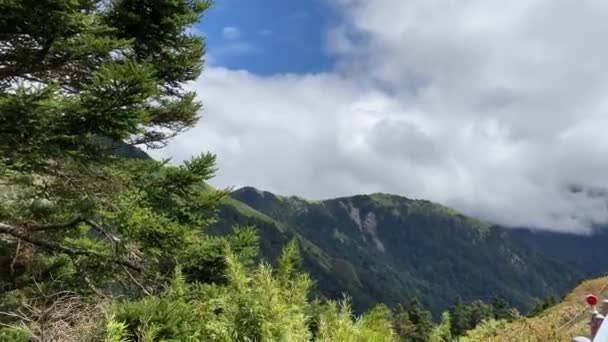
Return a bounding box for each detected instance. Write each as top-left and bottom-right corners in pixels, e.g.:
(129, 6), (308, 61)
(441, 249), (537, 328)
(528, 296), (558, 317)
(391, 304), (418, 341)
(429, 311), (452, 342)
(466, 300), (494, 330)
(410, 298), (434, 341)
(0, 0), (229, 303)
(391, 298), (433, 342)
(449, 296), (469, 338)
(492, 296), (515, 321)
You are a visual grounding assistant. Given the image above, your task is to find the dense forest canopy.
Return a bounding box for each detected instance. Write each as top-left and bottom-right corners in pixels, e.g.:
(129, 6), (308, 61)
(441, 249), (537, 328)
(224, 187), (595, 317)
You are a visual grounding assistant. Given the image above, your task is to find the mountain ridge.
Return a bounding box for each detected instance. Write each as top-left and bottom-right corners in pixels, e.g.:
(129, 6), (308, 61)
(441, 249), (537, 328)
(208, 185), (607, 316)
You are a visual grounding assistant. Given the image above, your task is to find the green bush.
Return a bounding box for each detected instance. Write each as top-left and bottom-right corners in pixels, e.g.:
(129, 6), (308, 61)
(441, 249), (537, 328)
(0, 326), (31, 342)
(105, 245), (396, 342)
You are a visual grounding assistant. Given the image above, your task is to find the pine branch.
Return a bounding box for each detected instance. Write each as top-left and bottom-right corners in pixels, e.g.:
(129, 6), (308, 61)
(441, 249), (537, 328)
(0, 222), (141, 271)
(33, 217), (121, 250)
(121, 265), (151, 296)
(83, 219), (121, 245)
(81, 270), (107, 298)
(33, 217), (86, 231)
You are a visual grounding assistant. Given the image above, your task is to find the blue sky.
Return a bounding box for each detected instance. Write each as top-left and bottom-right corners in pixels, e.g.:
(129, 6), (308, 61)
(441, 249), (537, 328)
(197, 0), (337, 75)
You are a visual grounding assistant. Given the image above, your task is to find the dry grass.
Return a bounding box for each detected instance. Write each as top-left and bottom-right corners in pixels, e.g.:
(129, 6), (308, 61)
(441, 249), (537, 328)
(464, 276), (608, 341)
(1, 291), (110, 342)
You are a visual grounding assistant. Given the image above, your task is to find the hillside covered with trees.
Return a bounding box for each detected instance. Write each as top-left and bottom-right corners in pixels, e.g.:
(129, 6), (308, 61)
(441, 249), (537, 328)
(213, 187), (606, 316)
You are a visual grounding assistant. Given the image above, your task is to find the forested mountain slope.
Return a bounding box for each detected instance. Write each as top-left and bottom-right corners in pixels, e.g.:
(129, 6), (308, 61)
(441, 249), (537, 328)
(207, 186), (608, 315)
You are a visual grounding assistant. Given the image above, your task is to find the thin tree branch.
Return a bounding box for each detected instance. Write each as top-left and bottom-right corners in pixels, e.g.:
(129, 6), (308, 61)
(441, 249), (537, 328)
(121, 265), (151, 296)
(33, 217), (85, 231)
(83, 218), (121, 250)
(0, 310), (29, 321)
(10, 238), (21, 275)
(82, 271), (107, 298)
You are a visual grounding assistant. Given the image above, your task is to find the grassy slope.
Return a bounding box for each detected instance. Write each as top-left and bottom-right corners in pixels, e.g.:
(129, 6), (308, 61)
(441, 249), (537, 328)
(464, 276), (608, 341)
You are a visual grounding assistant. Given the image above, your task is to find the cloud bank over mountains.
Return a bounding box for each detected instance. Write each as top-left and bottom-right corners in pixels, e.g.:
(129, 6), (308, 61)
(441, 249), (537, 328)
(152, 0), (608, 233)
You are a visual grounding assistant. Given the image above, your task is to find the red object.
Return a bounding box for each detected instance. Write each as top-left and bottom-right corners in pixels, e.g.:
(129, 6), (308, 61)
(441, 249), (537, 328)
(587, 294), (598, 306)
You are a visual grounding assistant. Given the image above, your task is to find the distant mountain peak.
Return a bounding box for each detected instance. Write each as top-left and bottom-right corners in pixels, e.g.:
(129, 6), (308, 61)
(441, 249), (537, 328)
(234, 186), (268, 197)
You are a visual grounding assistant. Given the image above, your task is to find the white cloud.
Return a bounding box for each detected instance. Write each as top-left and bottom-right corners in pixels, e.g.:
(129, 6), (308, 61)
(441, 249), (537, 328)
(208, 42), (259, 61)
(152, 0), (608, 233)
(214, 26), (258, 58)
(222, 26), (240, 40)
